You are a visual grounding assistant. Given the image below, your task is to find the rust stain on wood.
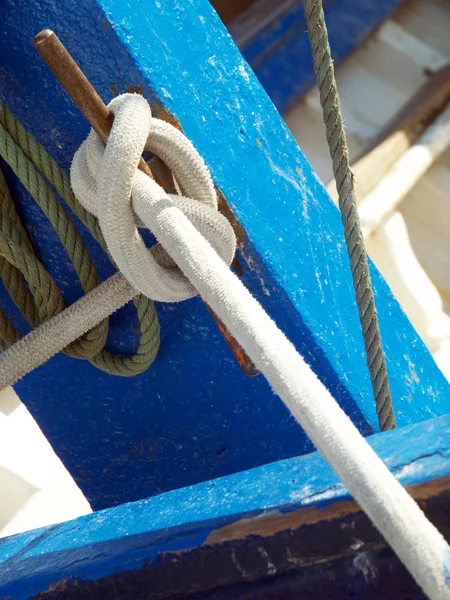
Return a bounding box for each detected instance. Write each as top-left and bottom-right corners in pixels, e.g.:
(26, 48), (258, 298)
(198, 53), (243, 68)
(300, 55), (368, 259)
(205, 476), (450, 545)
(37, 577), (78, 597)
(147, 103), (258, 376)
(126, 83), (144, 95)
(205, 305), (260, 376)
(150, 102), (183, 129)
(216, 188), (247, 252)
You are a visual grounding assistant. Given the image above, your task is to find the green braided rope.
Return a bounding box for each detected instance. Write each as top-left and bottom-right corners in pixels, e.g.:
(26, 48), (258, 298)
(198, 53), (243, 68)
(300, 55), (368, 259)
(304, 0), (396, 431)
(0, 102), (160, 375)
(0, 169), (37, 350)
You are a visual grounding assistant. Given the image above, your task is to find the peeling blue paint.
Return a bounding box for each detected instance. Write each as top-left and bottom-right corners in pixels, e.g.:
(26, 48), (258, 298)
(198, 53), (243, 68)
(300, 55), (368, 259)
(1, 413), (450, 599)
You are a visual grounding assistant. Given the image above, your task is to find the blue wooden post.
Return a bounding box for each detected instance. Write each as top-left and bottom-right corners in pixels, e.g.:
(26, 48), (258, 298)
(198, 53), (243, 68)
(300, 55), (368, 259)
(0, 0), (449, 511)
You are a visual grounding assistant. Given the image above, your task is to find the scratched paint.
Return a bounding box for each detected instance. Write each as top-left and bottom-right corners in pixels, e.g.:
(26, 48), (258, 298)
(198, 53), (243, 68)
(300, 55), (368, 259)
(0, 0), (448, 512)
(0, 413), (449, 599)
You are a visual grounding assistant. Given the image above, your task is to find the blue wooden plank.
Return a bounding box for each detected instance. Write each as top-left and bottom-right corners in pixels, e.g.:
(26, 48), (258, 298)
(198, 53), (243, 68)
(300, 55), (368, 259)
(234, 0), (407, 113)
(0, 0), (449, 511)
(1, 414), (450, 599)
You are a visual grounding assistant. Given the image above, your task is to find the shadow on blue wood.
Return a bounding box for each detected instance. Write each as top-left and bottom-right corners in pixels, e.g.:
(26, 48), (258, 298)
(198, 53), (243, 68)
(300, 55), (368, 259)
(232, 0), (407, 113)
(1, 414), (449, 599)
(0, 0), (448, 511)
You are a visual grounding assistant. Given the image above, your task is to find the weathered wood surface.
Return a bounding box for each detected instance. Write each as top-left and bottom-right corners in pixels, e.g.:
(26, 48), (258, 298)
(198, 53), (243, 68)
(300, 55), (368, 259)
(1, 414), (449, 599)
(326, 63), (450, 202)
(0, 0), (449, 512)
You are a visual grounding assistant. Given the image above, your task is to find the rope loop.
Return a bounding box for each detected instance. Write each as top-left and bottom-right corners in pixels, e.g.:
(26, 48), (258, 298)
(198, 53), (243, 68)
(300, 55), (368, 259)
(0, 101), (160, 376)
(71, 94), (236, 303)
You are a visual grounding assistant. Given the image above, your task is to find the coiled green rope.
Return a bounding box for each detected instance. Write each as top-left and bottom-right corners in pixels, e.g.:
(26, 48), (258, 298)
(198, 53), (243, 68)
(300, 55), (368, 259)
(0, 102), (160, 376)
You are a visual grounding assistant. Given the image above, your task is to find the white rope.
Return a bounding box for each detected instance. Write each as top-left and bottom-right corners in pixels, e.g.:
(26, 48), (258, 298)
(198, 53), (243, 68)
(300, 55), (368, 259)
(0, 273), (135, 386)
(71, 95), (236, 302)
(1, 93), (449, 598)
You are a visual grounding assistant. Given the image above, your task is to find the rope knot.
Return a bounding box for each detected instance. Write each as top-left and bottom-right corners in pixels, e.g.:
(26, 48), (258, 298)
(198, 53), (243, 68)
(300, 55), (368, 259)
(71, 94), (236, 302)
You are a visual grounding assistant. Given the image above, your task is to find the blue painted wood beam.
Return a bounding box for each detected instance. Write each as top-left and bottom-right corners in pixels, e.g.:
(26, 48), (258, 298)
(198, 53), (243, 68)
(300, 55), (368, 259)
(1, 414), (449, 599)
(0, 0), (448, 510)
(231, 0), (408, 112)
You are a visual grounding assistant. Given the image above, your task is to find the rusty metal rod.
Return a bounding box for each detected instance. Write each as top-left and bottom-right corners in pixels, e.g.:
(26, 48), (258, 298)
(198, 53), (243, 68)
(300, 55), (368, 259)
(33, 29), (258, 377)
(33, 29), (153, 178)
(34, 30), (177, 192)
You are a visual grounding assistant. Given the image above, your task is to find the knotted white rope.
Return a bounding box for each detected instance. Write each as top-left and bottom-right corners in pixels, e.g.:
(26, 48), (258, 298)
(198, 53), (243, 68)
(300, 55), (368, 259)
(0, 93), (449, 599)
(71, 95), (236, 302)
